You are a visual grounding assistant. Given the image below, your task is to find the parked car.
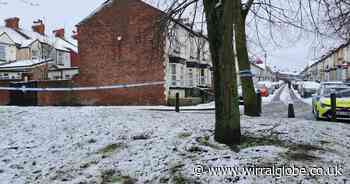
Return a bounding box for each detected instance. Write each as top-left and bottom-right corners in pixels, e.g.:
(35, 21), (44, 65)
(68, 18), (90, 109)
(292, 80), (301, 91)
(273, 81), (283, 90)
(299, 81), (320, 98)
(320, 81), (344, 87)
(238, 85), (265, 105)
(312, 85), (350, 120)
(256, 81), (275, 96)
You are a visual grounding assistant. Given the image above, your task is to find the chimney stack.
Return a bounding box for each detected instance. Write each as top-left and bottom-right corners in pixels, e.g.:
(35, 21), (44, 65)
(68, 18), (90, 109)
(5, 17), (20, 30)
(53, 28), (65, 39)
(32, 19), (45, 35)
(72, 30), (79, 40)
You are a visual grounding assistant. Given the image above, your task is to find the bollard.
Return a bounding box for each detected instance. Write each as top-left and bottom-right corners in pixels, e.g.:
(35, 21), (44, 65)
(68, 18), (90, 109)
(288, 103), (295, 118)
(330, 93), (337, 122)
(175, 93), (180, 113)
(256, 90), (262, 116)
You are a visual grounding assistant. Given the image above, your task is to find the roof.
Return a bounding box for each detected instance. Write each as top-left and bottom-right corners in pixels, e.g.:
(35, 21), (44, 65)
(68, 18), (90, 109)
(0, 58), (52, 69)
(0, 26), (53, 48)
(77, 0), (208, 40)
(53, 37), (78, 53)
(0, 26), (78, 53)
(78, 0), (114, 25)
(251, 62), (264, 71)
(309, 41), (350, 68)
(49, 65), (79, 71)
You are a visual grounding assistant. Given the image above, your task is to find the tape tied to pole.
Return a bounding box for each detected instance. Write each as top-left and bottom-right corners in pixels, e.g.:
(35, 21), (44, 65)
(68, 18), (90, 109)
(0, 81), (165, 92)
(239, 69), (254, 78)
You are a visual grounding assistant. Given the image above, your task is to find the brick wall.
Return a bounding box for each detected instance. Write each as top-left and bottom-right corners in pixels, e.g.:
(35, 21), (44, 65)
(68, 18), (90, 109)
(0, 91), (9, 105)
(0, 82), (10, 105)
(28, 64), (49, 81)
(76, 0), (166, 105)
(35, 80), (165, 106)
(70, 51), (80, 67)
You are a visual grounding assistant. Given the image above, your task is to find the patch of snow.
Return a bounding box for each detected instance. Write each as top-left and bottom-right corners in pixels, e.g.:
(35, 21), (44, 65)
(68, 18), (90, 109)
(0, 107), (349, 183)
(79, 0), (114, 25)
(0, 59), (52, 69)
(53, 37), (78, 53)
(280, 86), (293, 105)
(0, 27), (30, 45)
(292, 88), (313, 105)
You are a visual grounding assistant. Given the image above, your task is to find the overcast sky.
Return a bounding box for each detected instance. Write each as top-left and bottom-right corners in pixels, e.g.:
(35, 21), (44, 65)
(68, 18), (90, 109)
(0, 0), (324, 73)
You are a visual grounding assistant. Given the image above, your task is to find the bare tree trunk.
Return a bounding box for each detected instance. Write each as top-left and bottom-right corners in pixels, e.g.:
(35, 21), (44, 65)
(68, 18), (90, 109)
(203, 0), (241, 145)
(233, 0), (259, 117)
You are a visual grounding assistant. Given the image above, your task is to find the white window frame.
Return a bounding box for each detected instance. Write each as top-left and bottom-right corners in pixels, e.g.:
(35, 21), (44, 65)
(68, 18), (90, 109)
(170, 64), (177, 86)
(0, 45), (6, 61)
(31, 49), (39, 60)
(57, 52), (64, 65)
(188, 68), (194, 87)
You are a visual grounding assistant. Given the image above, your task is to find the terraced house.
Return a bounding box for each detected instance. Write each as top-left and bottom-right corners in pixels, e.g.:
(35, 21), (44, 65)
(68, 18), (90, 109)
(0, 17), (79, 82)
(76, 0), (212, 105)
(301, 42), (350, 82)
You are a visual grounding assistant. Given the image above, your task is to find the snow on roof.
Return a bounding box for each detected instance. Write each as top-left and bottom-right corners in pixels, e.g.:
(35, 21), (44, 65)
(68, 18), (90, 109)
(18, 28), (52, 45)
(278, 71), (299, 76)
(0, 26), (79, 53)
(0, 58), (52, 69)
(0, 26), (53, 47)
(78, 0), (114, 25)
(53, 37), (78, 53)
(301, 81), (320, 89)
(0, 26), (29, 45)
(21, 39), (38, 48)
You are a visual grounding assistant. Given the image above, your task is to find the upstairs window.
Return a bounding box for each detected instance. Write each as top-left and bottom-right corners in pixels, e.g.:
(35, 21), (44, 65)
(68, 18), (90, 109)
(32, 49), (39, 60)
(170, 64), (177, 86)
(0, 45), (6, 61)
(57, 52), (64, 65)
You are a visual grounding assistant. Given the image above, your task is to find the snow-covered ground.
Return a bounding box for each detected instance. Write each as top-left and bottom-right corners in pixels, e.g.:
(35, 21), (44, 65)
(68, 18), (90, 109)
(292, 88), (313, 105)
(0, 106), (349, 184)
(279, 86), (293, 105)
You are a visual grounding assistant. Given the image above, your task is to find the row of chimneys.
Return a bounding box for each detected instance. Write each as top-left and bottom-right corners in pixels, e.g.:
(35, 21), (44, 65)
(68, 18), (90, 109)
(5, 17), (67, 39)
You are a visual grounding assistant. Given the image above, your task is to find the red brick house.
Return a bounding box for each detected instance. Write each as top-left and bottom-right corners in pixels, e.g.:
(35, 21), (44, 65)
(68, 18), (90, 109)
(76, 0), (212, 105)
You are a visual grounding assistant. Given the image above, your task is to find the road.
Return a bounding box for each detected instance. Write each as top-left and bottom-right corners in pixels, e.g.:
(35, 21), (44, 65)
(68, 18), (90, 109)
(262, 85), (315, 120)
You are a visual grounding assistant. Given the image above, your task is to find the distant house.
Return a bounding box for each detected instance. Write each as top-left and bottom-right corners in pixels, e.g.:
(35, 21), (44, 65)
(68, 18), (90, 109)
(76, 0), (212, 105)
(0, 17), (79, 82)
(301, 42), (350, 82)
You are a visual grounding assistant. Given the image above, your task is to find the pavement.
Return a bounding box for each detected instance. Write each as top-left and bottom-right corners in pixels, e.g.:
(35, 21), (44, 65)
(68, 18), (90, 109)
(262, 85), (315, 120)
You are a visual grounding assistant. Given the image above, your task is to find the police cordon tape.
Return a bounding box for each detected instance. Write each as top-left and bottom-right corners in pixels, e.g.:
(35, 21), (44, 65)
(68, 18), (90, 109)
(0, 81), (165, 92)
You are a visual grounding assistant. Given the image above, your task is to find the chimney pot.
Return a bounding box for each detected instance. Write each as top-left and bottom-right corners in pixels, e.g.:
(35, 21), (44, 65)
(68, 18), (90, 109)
(72, 30), (79, 40)
(53, 28), (65, 38)
(32, 19), (45, 35)
(5, 17), (20, 30)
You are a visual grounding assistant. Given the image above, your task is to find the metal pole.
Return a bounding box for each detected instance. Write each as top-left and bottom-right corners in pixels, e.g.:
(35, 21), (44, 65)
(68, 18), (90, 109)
(175, 93), (180, 113)
(288, 103), (295, 118)
(331, 93), (337, 122)
(256, 90), (262, 116)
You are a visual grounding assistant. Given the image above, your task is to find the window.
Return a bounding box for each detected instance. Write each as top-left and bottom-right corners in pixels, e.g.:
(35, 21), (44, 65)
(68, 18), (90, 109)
(58, 52), (64, 65)
(179, 66), (184, 86)
(32, 49), (39, 60)
(65, 75), (70, 79)
(200, 69), (205, 85)
(0, 45), (5, 61)
(170, 64), (177, 86)
(188, 69), (194, 87)
(3, 73), (9, 79)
